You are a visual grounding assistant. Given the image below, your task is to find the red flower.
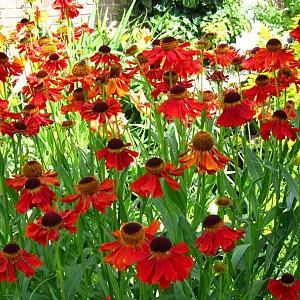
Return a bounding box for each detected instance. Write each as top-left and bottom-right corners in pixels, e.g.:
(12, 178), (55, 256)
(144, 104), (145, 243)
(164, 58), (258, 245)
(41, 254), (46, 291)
(255, 38), (295, 71)
(243, 47), (261, 71)
(0, 52), (23, 82)
(277, 67), (300, 92)
(260, 110), (300, 141)
(90, 45), (120, 66)
(201, 91), (219, 119)
(80, 98), (122, 124)
(130, 157), (182, 198)
(0, 120), (40, 138)
(157, 85), (203, 122)
(25, 209), (78, 245)
(53, 0), (83, 19)
(289, 20), (300, 43)
(61, 88), (87, 114)
(283, 100), (297, 119)
(179, 131), (230, 174)
(243, 74), (277, 105)
(195, 215), (244, 256)
(6, 160), (59, 214)
(41, 53), (68, 73)
(0, 243), (42, 282)
(150, 72), (193, 98)
(267, 273), (300, 300)
(22, 104), (53, 127)
(0, 99), (21, 122)
(96, 138), (138, 170)
(61, 176), (116, 214)
(143, 37), (200, 77)
(214, 43), (238, 67)
(100, 220), (160, 271)
(217, 91), (255, 127)
(74, 23), (95, 39)
(136, 236), (193, 288)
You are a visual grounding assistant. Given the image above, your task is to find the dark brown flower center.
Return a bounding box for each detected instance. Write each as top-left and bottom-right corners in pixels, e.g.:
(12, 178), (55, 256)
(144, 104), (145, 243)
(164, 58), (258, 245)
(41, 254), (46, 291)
(216, 43), (229, 54)
(255, 75), (269, 86)
(250, 47), (260, 55)
(23, 103), (39, 115)
(266, 38), (282, 52)
(0, 52), (9, 64)
(3, 243), (20, 254)
(152, 39), (160, 47)
(92, 102), (109, 113)
(99, 45), (111, 53)
(41, 212), (62, 227)
(120, 222), (145, 244)
(78, 176), (99, 195)
(170, 85), (186, 99)
(162, 36), (176, 44)
(126, 45), (138, 56)
(145, 157), (164, 175)
(49, 53), (59, 61)
(224, 91), (241, 104)
(25, 177), (41, 189)
(273, 110), (287, 120)
(281, 273), (294, 284)
(203, 215), (222, 228)
(20, 18), (29, 24)
(62, 120), (75, 127)
(123, 222), (143, 234)
(73, 88), (85, 101)
(192, 131), (214, 151)
(278, 68), (293, 79)
(36, 70), (48, 79)
(23, 160), (43, 177)
(150, 236), (172, 253)
(13, 121), (27, 131)
(107, 138), (124, 150)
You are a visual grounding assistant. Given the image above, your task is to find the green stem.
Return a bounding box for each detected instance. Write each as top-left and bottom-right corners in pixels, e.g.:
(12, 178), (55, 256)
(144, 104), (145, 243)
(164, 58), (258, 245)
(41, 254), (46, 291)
(54, 241), (66, 300)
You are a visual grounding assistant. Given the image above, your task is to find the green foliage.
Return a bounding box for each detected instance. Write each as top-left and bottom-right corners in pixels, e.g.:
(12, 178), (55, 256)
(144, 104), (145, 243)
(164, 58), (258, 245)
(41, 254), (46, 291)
(200, 0), (251, 42)
(253, 0), (300, 31)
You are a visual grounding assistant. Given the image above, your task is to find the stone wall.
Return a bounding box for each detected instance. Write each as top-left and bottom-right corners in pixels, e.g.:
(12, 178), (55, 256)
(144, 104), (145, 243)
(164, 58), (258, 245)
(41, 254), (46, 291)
(0, 0), (126, 31)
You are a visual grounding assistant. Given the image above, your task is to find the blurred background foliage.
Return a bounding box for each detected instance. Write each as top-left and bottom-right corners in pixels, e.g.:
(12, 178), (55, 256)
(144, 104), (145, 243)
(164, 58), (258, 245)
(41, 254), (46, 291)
(130, 0), (300, 42)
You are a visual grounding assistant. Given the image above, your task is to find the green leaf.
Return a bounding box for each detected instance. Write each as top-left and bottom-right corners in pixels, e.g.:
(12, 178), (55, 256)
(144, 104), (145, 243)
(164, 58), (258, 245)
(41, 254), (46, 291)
(231, 243), (251, 269)
(280, 165), (299, 200)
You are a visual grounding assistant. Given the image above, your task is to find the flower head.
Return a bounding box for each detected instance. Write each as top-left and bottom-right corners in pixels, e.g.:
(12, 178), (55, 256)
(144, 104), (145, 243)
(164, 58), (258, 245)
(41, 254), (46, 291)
(260, 110), (300, 141)
(179, 131), (230, 174)
(61, 177), (117, 214)
(96, 138), (138, 170)
(0, 243), (42, 282)
(25, 209), (78, 245)
(136, 236), (194, 288)
(217, 91), (255, 127)
(130, 157), (182, 198)
(267, 273), (300, 300)
(195, 214), (244, 256)
(100, 220), (160, 271)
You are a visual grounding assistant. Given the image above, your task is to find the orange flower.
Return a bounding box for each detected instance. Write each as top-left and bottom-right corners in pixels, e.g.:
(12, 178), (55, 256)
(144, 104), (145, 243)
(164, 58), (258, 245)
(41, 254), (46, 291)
(179, 131), (230, 174)
(61, 176), (116, 214)
(90, 45), (120, 67)
(100, 220), (160, 271)
(0, 52), (23, 82)
(195, 215), (244, 256)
